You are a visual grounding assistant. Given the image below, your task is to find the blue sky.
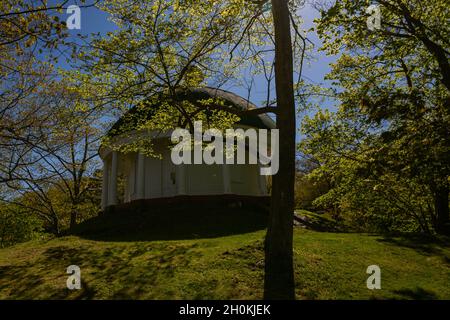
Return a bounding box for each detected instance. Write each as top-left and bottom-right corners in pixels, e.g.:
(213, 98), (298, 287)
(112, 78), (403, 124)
(56, 1), (339, 141)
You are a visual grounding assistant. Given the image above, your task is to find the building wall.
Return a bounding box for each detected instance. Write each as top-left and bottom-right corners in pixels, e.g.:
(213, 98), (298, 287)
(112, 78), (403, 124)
(123, 153), (136, 202)
(186, 163), (224, 195)
(120, 143), (268, 202)
(144, 155), (163, 198)
(230, 163), (261, 196)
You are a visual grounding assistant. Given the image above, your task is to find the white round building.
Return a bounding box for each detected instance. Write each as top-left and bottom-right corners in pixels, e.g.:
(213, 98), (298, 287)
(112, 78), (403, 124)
(99, 87), (275, 212)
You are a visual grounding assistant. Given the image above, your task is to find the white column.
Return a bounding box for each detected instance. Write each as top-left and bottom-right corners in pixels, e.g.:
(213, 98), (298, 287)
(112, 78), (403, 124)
(101, 159), (109, 210)
(222, 164), (231, 194)
(136, 152), (145, 199)
(108, 151), (118, 206)
(176, 164), (186, 195)
(258, 169), (267, 195)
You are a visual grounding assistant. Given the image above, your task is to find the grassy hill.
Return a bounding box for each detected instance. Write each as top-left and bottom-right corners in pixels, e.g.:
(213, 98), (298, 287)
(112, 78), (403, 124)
(0, 208), (449, 300)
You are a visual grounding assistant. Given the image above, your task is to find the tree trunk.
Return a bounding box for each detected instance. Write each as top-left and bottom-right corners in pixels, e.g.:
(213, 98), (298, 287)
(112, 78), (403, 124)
(264, 0), (296, 300)
(52, 215), (60, 236)
(70, 208), (78, 229)
(434, 183), (449, 235)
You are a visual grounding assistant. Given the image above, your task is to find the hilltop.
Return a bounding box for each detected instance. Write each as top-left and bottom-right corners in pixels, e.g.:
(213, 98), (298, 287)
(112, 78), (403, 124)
(1, 208), (449, 299)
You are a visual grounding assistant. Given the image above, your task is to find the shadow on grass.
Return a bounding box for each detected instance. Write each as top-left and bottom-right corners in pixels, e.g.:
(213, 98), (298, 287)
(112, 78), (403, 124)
(0, 203), (267, 299)
(70, 204), (268, 242)
(377, 233), (450, 254)
(0, 241), (199, 299)
(393, 287), (439, 300)
(293, 212), (344, 232)
(376, 233), (450, 263)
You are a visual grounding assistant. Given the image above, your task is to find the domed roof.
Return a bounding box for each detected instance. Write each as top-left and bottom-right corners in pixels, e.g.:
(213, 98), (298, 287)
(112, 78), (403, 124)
(108, 87), (275, 137)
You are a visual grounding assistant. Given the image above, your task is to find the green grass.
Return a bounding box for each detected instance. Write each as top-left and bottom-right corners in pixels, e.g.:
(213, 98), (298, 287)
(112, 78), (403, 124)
(0, 209), (449, 300)
(294, 209), (346, 232)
